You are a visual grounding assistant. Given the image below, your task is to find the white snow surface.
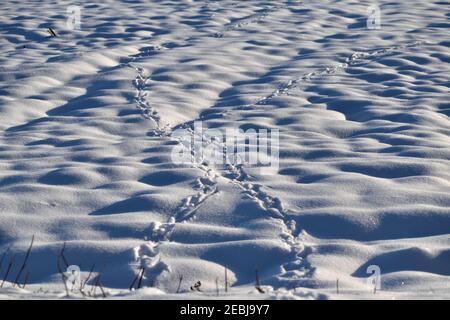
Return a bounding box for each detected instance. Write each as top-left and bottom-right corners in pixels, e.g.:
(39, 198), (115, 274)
(0, 0), (449, 299)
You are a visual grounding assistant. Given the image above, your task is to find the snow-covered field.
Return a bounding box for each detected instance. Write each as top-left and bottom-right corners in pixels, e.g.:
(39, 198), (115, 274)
(0, 0), (449, 299)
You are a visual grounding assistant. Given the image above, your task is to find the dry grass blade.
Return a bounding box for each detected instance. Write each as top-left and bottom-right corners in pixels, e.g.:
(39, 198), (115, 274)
(215, 277), (219, 296)
(60, 242), (69, 268)
(98, 282), (106, 298)
(91, 273), (104, 298)
(129, 266), (142, 291)
(255, 269), (265, 294)
(176, 274), (183, 293)
(13, 235), (34, 287)
(137, 267), (145, 289)
(224, 266), (228, 293)
(0, 246), (11, 275)
(1, 254), (16, 288)
(47, 28), (57, 37)
(21, 271), (30, 289)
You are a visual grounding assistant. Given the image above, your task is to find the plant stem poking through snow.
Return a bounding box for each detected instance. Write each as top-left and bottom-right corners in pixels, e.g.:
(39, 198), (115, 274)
(215, 277), (220, 296)
(21, 272), (30, 289)
(47, 28), (57, 37)
(0, 246), (10, 277)
(137, 267), (145, 290)
(224, 266), (228, 293)
(255, 269), (264, 294)
(129, 266), (145, 291)
(60, 242), (69, 268)
(13, 235), (34, 287)
(0, 254), (15, 288)
(91, 270), (106, 298)
(81, 264), (95, 292)
(176, 274), (183, 293)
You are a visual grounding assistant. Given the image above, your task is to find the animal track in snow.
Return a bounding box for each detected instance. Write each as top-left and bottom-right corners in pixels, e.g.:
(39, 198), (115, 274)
(223, 163), (309, 284)
(132, 240), (170, 288)
(127, 47), (172, 136)
(133, 66), (161, 123)
(213, 3), (286, 38)
(225, 164), (286, 218)
(176, 167), (219, 222)
(132, 125), (219, 283)
(170, 125), (220, 223)
(238, 41), (426, 110)
(168, 120), (310, 286)
(201, 41), (427, 285)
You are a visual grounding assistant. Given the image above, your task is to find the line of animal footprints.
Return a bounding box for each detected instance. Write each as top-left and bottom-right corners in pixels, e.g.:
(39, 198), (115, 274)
(176, 169), (219, 222)
(236, 41), (425, 111)
(214, 4), (285, 38)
